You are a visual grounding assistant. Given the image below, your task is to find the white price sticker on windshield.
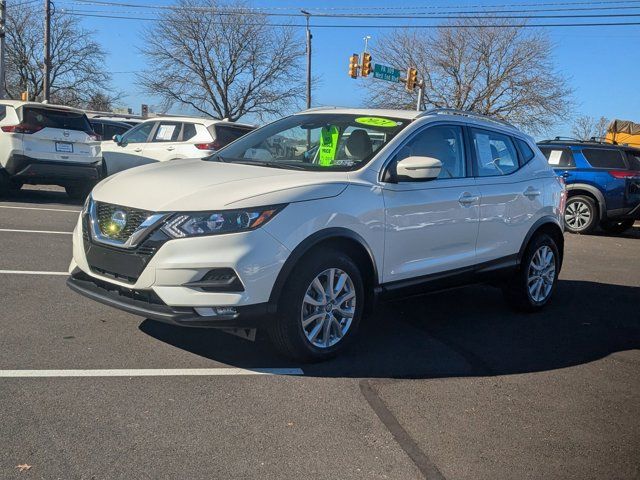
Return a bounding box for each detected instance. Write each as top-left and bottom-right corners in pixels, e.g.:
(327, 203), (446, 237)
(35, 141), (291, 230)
(156, 125), (176, 141)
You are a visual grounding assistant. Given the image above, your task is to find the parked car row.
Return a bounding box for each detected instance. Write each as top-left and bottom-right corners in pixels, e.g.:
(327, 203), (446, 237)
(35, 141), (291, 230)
(0, 100), (255, 198)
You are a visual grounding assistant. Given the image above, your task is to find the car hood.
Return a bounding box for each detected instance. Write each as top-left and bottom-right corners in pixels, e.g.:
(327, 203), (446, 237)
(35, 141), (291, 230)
(92, 158), (350, 212)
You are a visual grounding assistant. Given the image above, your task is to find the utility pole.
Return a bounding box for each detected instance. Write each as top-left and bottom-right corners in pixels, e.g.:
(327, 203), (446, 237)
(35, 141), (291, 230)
(43, 0), (51, 102)
(301, 10), (311, 109)
(416, 81), (424, 112)
(0, 0), (6, 99)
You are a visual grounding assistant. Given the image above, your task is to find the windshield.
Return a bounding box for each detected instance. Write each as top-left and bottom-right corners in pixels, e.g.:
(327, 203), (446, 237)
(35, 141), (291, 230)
(209, 113), (411, 171)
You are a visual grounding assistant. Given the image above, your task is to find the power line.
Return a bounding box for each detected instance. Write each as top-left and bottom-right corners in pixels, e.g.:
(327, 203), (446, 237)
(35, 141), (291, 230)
(59, 11), (640, 28)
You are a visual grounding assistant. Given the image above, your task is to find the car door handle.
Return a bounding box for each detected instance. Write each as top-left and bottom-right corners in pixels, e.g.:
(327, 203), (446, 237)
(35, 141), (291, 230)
(166, 146), (175, 151)
(561, 172), (571, 178)
(459, 192), (479, 205)
(523, 187), (541, 198)
(134, 147), (143, 153)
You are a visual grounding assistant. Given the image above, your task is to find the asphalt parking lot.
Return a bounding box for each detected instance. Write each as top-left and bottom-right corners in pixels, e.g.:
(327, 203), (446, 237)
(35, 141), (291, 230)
(1, 186), (638, 480)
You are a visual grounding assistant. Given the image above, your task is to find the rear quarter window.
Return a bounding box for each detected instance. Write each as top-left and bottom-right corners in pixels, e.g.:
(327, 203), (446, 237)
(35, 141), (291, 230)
(22, 107), (91, 132)
(539, 147), (575, 168)
(515, 138), (535, 164)
(582, 148), (627, 169)
(625, 150), (640, 170)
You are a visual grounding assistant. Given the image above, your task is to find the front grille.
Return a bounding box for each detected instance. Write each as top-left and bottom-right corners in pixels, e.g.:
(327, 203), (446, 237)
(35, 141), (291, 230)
(96, 202), (152, 242)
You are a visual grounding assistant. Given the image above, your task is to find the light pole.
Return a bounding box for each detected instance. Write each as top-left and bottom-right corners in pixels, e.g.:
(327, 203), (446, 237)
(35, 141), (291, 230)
(0, 0), (6, 99)
(43, 0), (52, 102)
(301, 10), (311, 110)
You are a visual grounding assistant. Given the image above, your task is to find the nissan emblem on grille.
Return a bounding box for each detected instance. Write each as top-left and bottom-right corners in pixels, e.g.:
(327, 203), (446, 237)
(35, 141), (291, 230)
(103, 210), (127, 238)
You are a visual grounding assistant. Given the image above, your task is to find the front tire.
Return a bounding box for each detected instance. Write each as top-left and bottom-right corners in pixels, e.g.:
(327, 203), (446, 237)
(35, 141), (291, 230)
(564, 195), (598, 234)
(268, 248), (364, 362)
(600, 219), (635, 235)
(503, 233), (560, 312)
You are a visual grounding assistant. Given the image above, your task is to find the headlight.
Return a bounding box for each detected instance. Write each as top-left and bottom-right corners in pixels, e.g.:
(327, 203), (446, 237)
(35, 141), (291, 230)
(160, 205), (285, 238)
(82, 194), (92, 215)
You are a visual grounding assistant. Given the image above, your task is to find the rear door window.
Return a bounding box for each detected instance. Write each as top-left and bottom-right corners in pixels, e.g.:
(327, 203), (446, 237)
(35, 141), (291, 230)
(582, 148), (627, 169)
(212, 125), (253, 147)
(22, 107), (92, 132)
(470, 128), (519, 176)
(539, 147), (575, 168)
(182, 123), (197, 141)
(152, 121), (181, 142)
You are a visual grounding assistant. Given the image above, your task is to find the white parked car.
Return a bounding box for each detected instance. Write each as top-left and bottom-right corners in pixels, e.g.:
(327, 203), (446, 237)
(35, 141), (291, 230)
(101, 116), (254, 175)
(0, 101), (102, 198)
(68, 108), (566, 361)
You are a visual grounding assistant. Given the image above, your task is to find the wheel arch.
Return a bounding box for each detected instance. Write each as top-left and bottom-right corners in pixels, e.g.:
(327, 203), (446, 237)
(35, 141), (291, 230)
(268, 228), (379, 311)
(566, 183), (606, 219)
(518, 217), (565, 271)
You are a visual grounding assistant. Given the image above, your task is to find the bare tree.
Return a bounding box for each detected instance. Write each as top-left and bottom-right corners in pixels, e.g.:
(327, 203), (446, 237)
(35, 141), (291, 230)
(137, 0), (304, 121)
(5, 3), (112, 106)
(571, 115), (609, 141)
(365, 19), (572, 134)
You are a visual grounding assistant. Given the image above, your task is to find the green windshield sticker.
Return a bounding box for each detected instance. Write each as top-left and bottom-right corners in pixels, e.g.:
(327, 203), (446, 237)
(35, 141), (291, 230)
(355, 117), (398, 128)
(319, 125), (340, 166)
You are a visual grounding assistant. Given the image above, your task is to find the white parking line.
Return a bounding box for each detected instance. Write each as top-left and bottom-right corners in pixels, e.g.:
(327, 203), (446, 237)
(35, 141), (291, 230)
(0, 228), (72, 235)
(0, 270), (68, 276)
(0, 368), (304, 377)
(0, 205), (80, 213)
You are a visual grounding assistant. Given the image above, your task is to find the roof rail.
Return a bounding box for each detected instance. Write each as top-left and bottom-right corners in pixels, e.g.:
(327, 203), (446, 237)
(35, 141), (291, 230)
(538, 136), (615, 145)
(418, 108), (517, 129)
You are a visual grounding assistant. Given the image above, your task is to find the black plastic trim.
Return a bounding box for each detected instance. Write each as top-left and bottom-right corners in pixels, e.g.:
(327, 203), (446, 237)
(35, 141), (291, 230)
(67, 270), (270, 328)
(268, 227), (379, 305)
(4, 154), (102, 184)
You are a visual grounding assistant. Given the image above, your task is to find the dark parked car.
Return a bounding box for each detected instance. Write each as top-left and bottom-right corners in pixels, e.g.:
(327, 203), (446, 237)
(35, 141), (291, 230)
(538, 138), (640, 234)
(89, 119), (132, 140)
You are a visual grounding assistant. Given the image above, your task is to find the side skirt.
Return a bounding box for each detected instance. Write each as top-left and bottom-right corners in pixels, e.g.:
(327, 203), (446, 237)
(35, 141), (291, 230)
(375, 255), (519, 301)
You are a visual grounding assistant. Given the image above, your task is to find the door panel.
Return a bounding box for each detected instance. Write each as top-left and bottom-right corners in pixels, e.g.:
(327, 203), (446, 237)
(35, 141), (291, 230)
(102, 122), (155, 175)
(383, 179), (480, 282)
(381, 124), (479, 283)
(142, 121), (183, 162)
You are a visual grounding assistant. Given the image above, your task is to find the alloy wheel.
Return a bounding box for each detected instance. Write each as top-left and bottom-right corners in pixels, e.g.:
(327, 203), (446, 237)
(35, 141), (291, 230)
(300, 268), (356, 348)
(565, 200), (591, 231)
(527, 245), (556, 303)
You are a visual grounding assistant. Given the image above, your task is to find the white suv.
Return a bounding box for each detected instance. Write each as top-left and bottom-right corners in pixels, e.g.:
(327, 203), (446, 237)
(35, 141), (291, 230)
(101, 116), (254, 175)
(68, 108), (566, 361)
(0, 101), (102, 198)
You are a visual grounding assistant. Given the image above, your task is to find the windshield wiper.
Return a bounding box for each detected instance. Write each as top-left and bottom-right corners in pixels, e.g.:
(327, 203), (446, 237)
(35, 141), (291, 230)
(227, 159), (308, 171)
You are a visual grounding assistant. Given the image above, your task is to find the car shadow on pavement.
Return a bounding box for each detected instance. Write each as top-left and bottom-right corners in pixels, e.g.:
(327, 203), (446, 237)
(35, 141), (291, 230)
(140, 279), (640, 379)
(1, 186), (83, 206)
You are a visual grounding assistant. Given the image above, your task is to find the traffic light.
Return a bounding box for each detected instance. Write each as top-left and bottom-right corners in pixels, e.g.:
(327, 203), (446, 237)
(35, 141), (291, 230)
(141, 104), (149, 117)
(348, 54), (359, 79)
(21, 91), (28, 101)
(406, 67), (418, 91)
(361, 53), (372, 77)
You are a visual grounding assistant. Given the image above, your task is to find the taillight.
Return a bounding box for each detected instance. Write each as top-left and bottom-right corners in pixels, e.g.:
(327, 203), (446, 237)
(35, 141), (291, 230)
(1, 123), (43, 134)
(195, 140), (222, 151)
(609, 170), (640, 179)
(556, 175), (568, 214)
(87, 131), (101, 141)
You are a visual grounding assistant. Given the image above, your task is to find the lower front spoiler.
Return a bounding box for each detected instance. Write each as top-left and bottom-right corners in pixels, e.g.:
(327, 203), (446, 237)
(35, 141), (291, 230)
(67, 270), (273, 328)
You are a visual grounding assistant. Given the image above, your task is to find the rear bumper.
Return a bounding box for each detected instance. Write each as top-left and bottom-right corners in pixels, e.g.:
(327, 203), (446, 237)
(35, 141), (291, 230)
(3, 154), (102, 184)
(67, 270), (274, 328)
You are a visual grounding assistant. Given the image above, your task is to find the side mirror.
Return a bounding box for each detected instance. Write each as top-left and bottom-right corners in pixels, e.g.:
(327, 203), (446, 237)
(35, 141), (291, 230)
(395, 156), (442, 181)
(113, 134), (123, 145)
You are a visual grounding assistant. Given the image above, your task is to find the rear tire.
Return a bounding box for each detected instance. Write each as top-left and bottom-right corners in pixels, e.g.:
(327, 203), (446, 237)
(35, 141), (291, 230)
(600, 219), (635, 235)
(502, 233), (560, 312)
(268, 248), (364, 362)
(564, 195), (598, 234)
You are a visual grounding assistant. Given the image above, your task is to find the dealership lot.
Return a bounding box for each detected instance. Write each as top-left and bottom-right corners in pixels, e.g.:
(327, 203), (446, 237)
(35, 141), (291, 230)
(1, 186), (638, 480)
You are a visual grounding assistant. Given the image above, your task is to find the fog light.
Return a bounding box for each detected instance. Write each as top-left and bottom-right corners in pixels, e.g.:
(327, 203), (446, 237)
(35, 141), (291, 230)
(183, 268), (245, 292)
(194, 306), (238, 318)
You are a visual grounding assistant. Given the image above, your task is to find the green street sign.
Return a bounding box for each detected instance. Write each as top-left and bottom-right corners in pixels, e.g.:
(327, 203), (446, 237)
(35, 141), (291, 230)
(373, 64), (401, 83)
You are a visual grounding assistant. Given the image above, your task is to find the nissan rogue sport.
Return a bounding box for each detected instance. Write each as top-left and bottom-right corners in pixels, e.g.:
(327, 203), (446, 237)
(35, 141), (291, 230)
(67, 108), (566, 362)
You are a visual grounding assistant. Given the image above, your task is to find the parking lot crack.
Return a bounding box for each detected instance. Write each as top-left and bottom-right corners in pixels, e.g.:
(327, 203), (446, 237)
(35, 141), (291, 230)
(359, 379), (446, 480)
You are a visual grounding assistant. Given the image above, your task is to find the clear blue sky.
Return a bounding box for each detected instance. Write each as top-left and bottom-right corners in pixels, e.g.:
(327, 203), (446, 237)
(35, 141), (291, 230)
(58, 0), (640, 137)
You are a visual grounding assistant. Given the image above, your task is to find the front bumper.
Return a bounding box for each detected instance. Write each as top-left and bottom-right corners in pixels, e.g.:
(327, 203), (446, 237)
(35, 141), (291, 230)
(4, 154), (102, 185)
(69, 213), (290, 324)
(67, 270), (274, 328)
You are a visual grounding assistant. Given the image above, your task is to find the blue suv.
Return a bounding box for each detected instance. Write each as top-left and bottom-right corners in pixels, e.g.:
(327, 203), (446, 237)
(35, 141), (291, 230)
(537, 139), (640, 234)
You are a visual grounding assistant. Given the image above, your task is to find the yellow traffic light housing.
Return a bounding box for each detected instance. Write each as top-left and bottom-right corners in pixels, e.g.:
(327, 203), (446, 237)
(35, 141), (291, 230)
(349, 53), (360, 79)
(361, 53), (372, 77)
(21, 91), (28, 101)
(406, 67), (418, 91)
